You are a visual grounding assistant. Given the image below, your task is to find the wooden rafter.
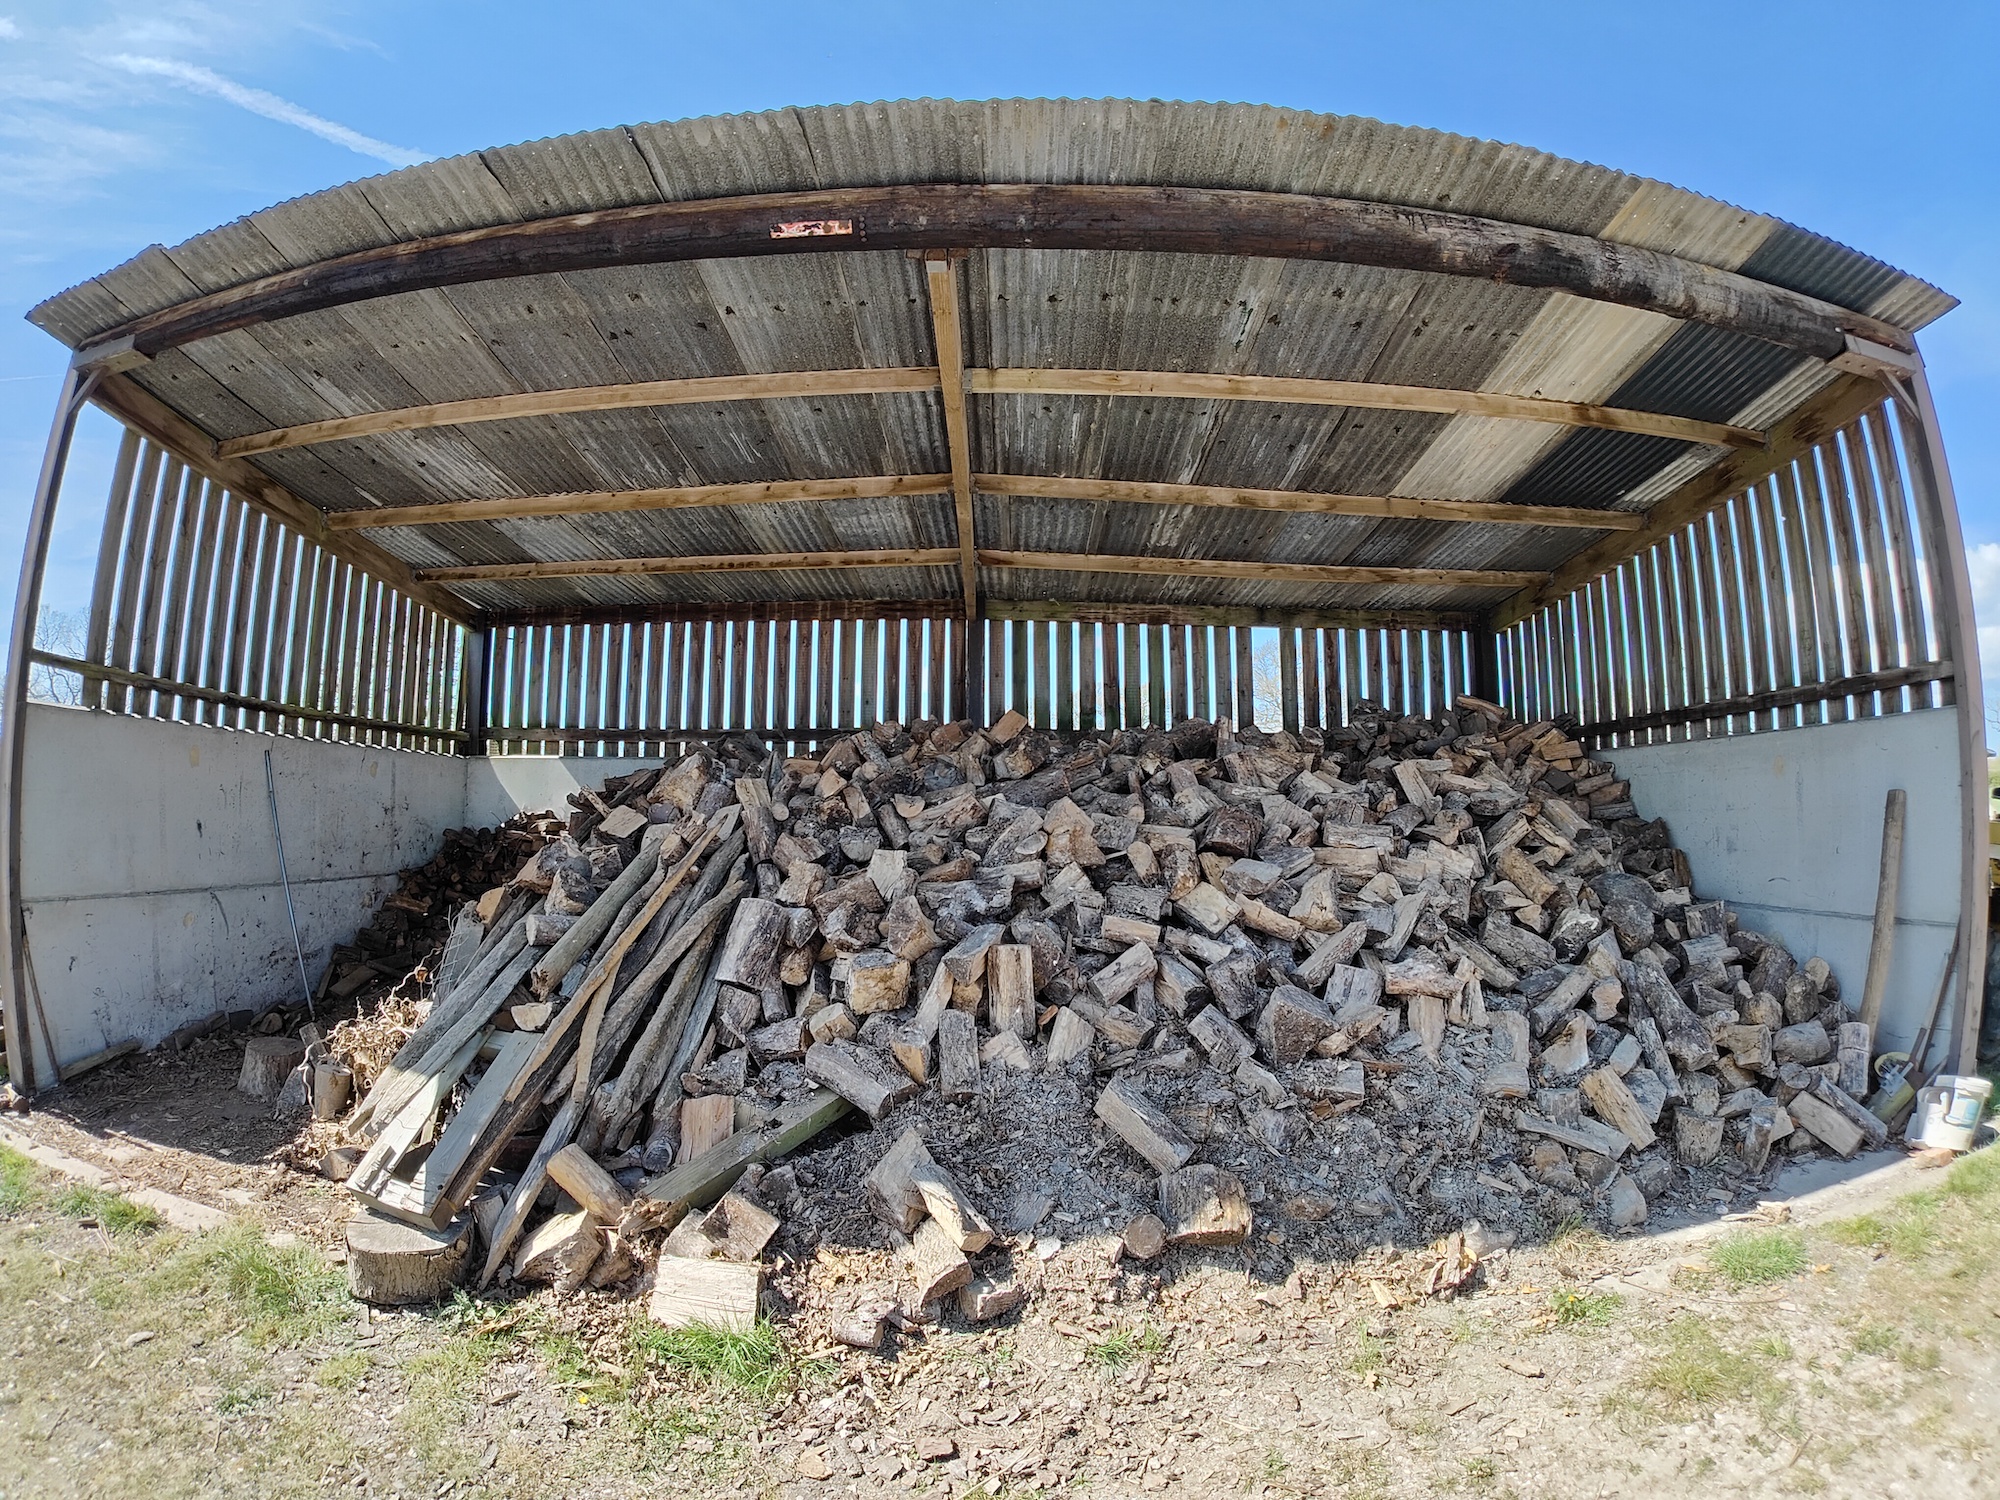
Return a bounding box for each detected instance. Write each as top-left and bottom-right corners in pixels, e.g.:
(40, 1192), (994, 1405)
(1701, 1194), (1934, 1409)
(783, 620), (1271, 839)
(414, 548), (961, 584)
(414, 547), (1540, 591)
(476, 597), (1481, 632)
(969, 369), (1763, 449)
(217, 368), (940, 459)
(74, 183), (1911, 363)
(325, 470), (1640, 532)
(921, 256), (981, 635)
(215, 363), (1759, 462)
(970, 474), (1645, 531)
(978, 550), (1544, 591)
(87, 373), (473, 624)
(324, 475), (952, 530)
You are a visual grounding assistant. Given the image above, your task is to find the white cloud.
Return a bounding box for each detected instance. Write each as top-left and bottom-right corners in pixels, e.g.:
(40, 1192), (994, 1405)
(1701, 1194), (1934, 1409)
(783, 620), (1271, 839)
(104, 53), (428, 167)
(0, 19), (20, 41)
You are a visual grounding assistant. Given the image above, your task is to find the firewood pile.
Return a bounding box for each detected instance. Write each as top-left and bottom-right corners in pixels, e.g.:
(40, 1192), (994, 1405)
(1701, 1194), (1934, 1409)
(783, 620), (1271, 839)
(316, 697), (1888, 1324)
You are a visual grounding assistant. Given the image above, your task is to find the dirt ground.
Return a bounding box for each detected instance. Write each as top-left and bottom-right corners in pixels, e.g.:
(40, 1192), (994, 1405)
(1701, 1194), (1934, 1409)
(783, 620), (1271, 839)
(2, 1046), (1998, 1500)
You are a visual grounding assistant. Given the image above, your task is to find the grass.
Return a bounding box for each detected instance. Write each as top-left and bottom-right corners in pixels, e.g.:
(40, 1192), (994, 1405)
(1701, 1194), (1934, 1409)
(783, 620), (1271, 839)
(0, 1143), (35, 1212)
(1348, 1331), (1387, 1376)
(1550, 1286), (1621, 1327)
(1635, 1318), (1768, 1414)
(634, 1320), (785, 1394)
(1711, 1228), (1808, 1287)
(54, 1181), (163, 1236)
(144, 1223), (351, 1345)
(1083, 1323), (1167, 1371)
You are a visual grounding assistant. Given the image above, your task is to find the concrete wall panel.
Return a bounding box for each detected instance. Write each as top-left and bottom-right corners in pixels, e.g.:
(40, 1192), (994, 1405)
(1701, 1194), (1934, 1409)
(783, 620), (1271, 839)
(1613, 705), (1965, 1053)
(19, 704), (467, 1068)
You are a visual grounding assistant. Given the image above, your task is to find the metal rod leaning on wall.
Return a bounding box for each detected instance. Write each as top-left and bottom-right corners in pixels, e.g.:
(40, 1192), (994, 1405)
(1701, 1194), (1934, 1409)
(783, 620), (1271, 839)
(1892, 354), (1990, 1073)
(263, 749), (316, 1022)
(0, 365), (97, 1095)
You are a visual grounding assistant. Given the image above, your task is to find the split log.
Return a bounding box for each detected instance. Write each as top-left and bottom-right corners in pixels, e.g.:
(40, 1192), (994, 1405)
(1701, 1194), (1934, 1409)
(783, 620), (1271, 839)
(650, 1255), (760, 1332)
(1094, 1078), (1195, 1173)
(1158, 1164), (1251, 1247)
(547, 1143), (635, 1228)
(804, 1040), (921, 1120)
(514, 1210), (603, 1291)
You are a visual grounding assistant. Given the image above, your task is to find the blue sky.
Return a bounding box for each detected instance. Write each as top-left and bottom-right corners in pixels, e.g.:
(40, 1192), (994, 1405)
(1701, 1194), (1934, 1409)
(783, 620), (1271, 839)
(3, 0), (1996, 702)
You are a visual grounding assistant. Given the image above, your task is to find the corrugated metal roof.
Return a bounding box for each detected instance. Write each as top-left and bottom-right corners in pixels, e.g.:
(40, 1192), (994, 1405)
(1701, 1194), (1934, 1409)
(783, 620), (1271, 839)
(23, 99), (1959, 620)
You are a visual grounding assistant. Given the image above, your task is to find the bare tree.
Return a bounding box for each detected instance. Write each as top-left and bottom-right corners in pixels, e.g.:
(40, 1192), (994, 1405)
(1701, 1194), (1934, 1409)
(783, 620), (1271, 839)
(1250, 635), (1283, 731)
(27, 607), (88, 707)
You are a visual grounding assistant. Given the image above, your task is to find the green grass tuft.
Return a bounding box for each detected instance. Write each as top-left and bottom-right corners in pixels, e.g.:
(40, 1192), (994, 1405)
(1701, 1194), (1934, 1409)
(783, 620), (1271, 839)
(634, 1320), (784, 1394)
(0, 1143), (36, 1213)
(1711, 1228), (1807, 1287)
(1082, 1322), (1168, 1372)
(150, 1224), (349, 1345)
(54, 1182), (162, 1235)
(1637, 1319), (1765, 1413)
(1550, 1286), (1622, 1326)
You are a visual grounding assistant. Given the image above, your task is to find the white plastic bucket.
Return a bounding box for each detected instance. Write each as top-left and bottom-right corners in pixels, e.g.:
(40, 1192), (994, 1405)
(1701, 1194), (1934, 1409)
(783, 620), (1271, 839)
(1913, 1074), (1994, 1152)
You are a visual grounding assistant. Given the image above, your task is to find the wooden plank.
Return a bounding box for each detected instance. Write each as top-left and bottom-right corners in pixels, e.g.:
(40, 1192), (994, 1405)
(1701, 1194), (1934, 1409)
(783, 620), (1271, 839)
(1620, 560), (1648, 739)
(131, 455), (183, 710)
(1053, 619), (1073, 732)
(922, 257), (981, 649)
(1652, 539), (1688, 743)
(155, 467), (204, 717)
(1752, 480), (1798, 729)
(1278, 626), (1299, 733)
(325, 472), (949, 527)
(1843, 422), (1904, 713)
(1124, 621), (1144, 729)
(1864, 408), (1928, 712)
(1865, 406), (1935, 703)
(222, 370), (942, 457)
(290, 547), (330, 737)
(1325, 628), (1345, 726)
(181, 482), (227, 726)
(95, 182), (1901, 365)
(1801, 443), (1853, 720)
(1590, 576), (1618, 739)
(415, 546), (959, 584)
(107, 441), (163, 711)
(1031, 619), (1050, 729)
(82, 428), (142, 708)
(1382, 627), (1402, 718)
(1093, 621), (1117, 731)
(1819, 437), (1876, 718)
(1340, 629), (1360, 722)
(813, 617), (834, 730)
(1190, 624), (1211, 723)
(974, 549), (1543, 591)
(242, 516), (282, 729)
(975, 368), (1763, 447)
(972, 472), (1645, 530)
(1774, 466), (1824, 727)
(1301, 626), (1322, 728)
(1227, 624), (1248, 727)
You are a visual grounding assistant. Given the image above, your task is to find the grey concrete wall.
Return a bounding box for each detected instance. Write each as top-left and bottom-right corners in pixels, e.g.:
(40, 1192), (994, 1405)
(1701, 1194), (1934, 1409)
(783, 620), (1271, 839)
(18, 704), (467, 1071)
(1613, 705), (1966, 1053)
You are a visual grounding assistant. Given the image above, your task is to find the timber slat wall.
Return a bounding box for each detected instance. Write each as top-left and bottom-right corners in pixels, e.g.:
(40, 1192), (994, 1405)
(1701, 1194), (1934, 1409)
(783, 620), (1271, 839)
(59, 429), (466, 750)
(1499, 398), (1951, 747)
(485, 611), (1472, 755)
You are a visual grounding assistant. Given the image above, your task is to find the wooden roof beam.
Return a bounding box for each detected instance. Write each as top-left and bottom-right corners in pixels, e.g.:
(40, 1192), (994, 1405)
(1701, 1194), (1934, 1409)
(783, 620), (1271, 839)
(921, 256), (981, 635)
(218, 363), (1761, 461)
(74, 183), (1910, 363)
(324, 474), (951, 530)
(410, 548), (1541, 592)
(969, 369), (1763, 449)
(325, 471), (1641, 532)
(979, 550), (1544, 591)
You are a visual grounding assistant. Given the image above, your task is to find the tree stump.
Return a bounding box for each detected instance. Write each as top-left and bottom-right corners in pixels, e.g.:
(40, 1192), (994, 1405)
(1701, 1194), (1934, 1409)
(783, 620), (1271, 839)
(344, 1212), (474, 1305)
(311, 1059), (353, 1120)
(238, 1035), (306, 1101)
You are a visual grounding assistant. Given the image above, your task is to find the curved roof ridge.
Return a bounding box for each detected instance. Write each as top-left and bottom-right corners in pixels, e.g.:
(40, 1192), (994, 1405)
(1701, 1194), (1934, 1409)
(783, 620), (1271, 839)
(28, 98), (1951, 347)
